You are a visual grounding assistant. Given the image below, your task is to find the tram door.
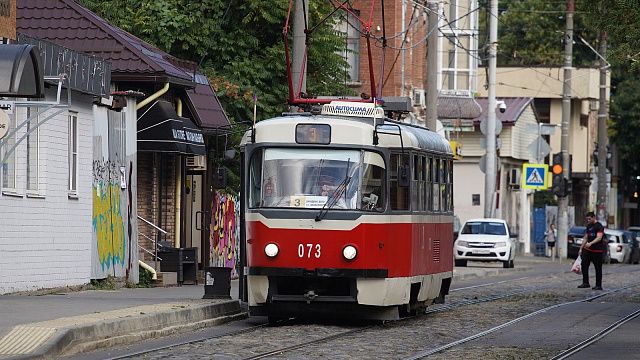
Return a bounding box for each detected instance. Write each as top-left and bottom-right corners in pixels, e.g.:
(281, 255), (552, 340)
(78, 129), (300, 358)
(185, 173), (204, 266)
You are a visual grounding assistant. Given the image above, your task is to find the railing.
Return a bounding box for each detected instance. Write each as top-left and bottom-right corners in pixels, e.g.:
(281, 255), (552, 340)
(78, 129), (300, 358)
(137, 215), (168, 271)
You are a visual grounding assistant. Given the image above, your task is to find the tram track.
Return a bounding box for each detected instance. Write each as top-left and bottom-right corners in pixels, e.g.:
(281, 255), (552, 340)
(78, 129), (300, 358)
(107, 266), (640, 360)
(403, 282), (640, 360)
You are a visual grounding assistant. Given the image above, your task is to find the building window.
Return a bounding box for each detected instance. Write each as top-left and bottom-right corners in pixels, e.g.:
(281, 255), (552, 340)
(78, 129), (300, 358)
(68, 112), (78, 193)
(1, 110), (16, 191)
(337, 11), (360, 83)
(472, 194), (480, 206)
(26, 107), (40, 193)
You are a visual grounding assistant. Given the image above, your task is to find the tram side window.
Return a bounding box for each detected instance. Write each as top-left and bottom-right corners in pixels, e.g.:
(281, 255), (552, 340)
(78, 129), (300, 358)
(440, 159), (447, 213)
(361, 152), (386, 211)
(419, 155), (426, 212)
(447, 159), (454, 212)
(426, 157), (432, 211)
(411, 154), (419, 211)
(432, 158), (440, 212)
(249, 149), (263, 207)
(390, 153), (409, 210)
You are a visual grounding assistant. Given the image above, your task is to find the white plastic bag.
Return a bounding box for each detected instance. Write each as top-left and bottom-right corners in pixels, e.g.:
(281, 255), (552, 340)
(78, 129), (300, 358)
(571, 256), (582, 275)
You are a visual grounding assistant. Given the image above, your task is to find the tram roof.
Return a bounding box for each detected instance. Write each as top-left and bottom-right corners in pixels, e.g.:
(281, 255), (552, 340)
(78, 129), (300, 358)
(241, 114), (452, 155)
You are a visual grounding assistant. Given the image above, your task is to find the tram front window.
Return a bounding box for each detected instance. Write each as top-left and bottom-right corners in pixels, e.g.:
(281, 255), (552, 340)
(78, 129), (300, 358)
(252, 148), (385, 211)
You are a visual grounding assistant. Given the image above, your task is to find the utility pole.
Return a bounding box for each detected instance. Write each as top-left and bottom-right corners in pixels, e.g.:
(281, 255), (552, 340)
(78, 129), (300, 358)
(401, 0), (406, 97)
(597, 30), (608, 226)
(291, 0), (308, 107)
(425, 0), (438, 131)
(484, 0), (498, 218)
(558, 0), (574, 259)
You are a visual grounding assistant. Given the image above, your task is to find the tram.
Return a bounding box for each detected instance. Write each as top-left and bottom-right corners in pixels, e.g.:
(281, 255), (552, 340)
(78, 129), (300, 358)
(239, 101), (454, 321)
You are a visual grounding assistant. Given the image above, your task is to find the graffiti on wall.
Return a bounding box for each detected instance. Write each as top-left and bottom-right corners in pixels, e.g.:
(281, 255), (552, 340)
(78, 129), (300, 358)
(210, 192), (240, 277)
(93, 159), (127, 272)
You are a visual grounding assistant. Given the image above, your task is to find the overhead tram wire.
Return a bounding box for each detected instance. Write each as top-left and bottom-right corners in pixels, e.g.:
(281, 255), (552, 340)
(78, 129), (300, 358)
(382, 1), (419, 88)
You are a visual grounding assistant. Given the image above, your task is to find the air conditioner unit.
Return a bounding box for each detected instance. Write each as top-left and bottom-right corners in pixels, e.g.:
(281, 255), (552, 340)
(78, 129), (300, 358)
(412, 89), (425, 108)
(186, 155), (207, 170)
(508, 168), (520, 186)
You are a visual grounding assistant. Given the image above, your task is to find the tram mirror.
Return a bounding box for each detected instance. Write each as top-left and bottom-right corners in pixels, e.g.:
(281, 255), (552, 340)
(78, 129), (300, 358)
(399, 164), (410, 187)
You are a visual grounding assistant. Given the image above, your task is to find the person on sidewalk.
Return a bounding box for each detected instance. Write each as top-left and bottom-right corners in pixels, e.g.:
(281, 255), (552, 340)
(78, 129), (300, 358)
(578, 212), (605, 290)
(545, 223), (557, 259)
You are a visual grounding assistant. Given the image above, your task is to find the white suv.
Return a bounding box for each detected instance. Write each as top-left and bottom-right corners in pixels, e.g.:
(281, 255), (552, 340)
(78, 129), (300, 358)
(454, 218), (517, 268)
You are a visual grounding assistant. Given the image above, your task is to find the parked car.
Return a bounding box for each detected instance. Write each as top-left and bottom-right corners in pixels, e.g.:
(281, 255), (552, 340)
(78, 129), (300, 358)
(454, 218), (517, 268)
(567, 226), (586, 259)
(568, 225), (611, 264)
(605, 229), (632, 264)
(625, 226), (640, 264)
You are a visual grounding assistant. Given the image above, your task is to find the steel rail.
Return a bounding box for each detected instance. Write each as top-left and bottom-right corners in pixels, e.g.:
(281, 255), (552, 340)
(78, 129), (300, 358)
(404, 282), (640, 360)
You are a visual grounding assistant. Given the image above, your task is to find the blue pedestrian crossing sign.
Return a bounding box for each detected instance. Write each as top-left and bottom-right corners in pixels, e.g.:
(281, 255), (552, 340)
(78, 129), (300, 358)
(522, 163), (549, 190)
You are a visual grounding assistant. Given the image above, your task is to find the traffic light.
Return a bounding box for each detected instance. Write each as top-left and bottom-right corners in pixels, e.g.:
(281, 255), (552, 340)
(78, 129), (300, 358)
(552, 152), (565, 197)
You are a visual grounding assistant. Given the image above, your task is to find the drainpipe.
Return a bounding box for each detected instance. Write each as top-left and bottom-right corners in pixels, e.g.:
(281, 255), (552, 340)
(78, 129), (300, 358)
(174, 98), (183, 248)
(136, 83), (170, 110)
(176, 98), (183, 116)
(175, 158), (182, 248)
(139, 260), (157, 280)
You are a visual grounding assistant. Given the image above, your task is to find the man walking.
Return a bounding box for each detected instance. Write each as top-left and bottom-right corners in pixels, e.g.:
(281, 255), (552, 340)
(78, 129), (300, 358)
(578, 212), (605, 290)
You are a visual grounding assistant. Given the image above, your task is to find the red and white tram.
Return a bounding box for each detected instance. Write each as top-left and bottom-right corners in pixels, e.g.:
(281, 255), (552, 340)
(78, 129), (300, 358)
(239, 101), (454, 321)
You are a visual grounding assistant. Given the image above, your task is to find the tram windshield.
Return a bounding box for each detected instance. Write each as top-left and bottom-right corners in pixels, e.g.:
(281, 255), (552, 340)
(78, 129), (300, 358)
(249, 148), (385, 211)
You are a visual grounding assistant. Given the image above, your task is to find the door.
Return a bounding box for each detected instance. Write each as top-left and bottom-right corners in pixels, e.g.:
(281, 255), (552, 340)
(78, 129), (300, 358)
(185, 174), (204, 266)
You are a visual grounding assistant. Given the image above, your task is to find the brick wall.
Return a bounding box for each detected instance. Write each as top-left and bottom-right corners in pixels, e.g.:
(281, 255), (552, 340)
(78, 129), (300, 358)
(350, 0), (427, 97)
(137, 153), (178, 260)
(0, 90), (93, 294)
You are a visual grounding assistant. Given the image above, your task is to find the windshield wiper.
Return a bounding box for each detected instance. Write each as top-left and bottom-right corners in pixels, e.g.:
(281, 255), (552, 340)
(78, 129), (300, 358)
(315, 159), (351, 222)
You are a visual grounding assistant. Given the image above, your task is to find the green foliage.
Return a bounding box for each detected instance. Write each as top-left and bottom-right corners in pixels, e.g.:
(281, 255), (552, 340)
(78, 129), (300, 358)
(80, 0), (350, 123)
(137, 266), (154, 288)
(89, 276), (118, 290)
(534, 190), (558, 208)
(479, 0), (598, 67)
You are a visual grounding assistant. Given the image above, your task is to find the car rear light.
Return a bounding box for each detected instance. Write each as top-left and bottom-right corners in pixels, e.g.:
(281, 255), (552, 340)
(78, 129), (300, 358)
(617, 245), (623, 252)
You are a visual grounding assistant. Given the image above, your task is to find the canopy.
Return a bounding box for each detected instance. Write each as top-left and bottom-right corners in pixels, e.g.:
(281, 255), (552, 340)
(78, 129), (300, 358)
(137, 100), (205, 155)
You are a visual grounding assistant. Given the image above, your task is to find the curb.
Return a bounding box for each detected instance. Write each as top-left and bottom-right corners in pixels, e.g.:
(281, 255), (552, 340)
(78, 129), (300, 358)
(5, 300), (245, 360)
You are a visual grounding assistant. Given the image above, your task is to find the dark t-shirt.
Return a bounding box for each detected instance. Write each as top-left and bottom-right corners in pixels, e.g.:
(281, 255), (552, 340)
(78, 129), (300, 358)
(585, 222), (605, 252)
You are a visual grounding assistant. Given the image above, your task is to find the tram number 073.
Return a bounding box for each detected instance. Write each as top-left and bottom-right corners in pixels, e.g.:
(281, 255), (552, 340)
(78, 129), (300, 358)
(298, 244), (321, 258)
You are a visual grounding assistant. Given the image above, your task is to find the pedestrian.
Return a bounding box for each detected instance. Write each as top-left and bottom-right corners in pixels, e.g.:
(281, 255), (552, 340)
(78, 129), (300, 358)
(545, 223), (557, 259)
(578, 212), (605, 290)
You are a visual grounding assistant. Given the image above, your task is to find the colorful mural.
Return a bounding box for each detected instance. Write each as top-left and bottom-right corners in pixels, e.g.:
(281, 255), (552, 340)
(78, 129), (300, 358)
(210, 192), (240, 277)
(92, 159), (127, 273)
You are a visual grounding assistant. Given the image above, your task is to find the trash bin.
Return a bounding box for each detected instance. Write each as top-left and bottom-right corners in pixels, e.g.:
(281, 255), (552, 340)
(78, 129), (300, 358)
(203, 266), (232, 299)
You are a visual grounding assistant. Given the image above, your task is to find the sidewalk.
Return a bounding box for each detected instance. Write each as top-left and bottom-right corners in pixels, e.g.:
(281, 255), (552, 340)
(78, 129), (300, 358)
(0, 282), (244, 359)
(0, 256), (559, 359)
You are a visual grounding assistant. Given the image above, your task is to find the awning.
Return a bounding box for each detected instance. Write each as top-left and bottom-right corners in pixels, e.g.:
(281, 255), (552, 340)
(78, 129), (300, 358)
(137, 100), (206, 155)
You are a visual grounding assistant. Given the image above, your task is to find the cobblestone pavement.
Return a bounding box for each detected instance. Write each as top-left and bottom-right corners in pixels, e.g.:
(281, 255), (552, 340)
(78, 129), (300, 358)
(126, 264), (640, 360)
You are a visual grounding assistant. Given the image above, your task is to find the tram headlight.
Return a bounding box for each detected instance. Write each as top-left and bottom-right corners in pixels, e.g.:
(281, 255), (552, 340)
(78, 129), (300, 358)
(265, 243), (279, 258)
(342, 245), (358, 260)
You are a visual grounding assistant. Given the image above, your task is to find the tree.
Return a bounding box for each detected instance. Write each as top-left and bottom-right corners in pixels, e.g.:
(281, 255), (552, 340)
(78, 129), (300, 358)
(80, 0), (350, 122)
(478, 0), (598, 67)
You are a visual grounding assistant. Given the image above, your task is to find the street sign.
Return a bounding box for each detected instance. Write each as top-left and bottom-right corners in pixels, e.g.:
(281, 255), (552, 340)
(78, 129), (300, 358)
(0, 110), (9, 140)
(522, 163), (549, 190)
(527, 137), (551, 161)
(480, 118), (502, 136)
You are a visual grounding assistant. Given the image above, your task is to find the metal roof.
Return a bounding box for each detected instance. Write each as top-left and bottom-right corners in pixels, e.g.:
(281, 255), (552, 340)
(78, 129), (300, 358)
(472, 97), (535, 125)
(17, 0), (195, 85)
